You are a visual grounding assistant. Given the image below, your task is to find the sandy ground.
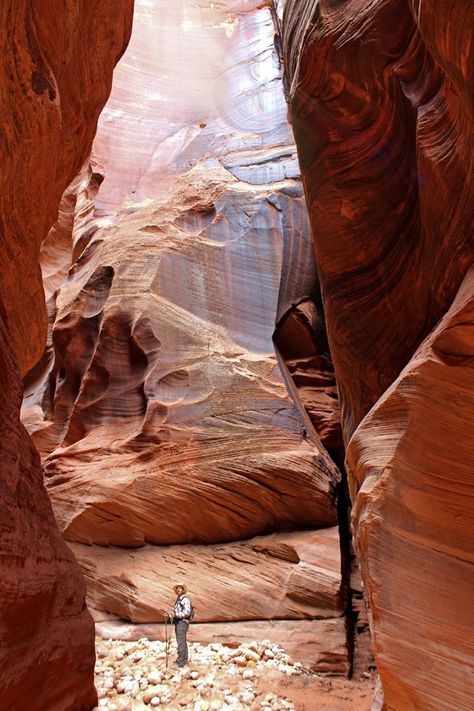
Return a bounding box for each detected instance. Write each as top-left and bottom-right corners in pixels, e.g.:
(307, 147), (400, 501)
(255, 672), (374, 710)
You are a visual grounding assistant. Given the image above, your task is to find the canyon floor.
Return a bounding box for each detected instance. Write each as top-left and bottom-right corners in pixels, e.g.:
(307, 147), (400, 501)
(94, 637), (375, 711)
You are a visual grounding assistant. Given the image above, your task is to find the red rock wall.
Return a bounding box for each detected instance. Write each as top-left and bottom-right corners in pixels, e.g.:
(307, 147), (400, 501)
(22, 0), (349, 673)
(0, 2), (133, 708)
(283, 1), (474, 708)
(347, 270), (474, 710)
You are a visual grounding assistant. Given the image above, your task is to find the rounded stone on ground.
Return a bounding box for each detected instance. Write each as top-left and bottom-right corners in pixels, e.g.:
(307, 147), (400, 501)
(240, 691), (255, 704)
(147, 671), (162, 685)
(244, 650), (260, 663)
(193, 700), (210, 711)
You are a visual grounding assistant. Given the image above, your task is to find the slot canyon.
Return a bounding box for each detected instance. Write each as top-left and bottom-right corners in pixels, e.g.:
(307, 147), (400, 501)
(0, 1), (472, 710)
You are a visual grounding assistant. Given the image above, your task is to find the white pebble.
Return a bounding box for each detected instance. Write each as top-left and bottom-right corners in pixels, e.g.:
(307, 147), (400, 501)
(148, 671), (162, 685)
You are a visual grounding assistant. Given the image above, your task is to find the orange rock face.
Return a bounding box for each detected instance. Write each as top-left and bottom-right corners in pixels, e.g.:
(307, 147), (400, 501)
(347, 270), (474, 710)
(29, 171), (338, 549)
(283, 1), (474, 708)
(73, 528), (343, 623)
(0, 1), (133, 708)
(23, 0), (348, 672)
(0, 0), (133, 374)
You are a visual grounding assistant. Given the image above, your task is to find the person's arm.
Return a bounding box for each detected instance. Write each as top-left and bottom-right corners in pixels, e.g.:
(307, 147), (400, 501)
(175, 596), (191, 619)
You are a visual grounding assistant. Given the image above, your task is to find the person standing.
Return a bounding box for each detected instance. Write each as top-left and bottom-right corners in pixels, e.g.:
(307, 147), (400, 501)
(172, 583), (192, 667)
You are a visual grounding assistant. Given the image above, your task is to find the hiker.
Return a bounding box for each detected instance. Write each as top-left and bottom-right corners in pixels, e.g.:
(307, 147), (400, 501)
(172, 583), (193, 667)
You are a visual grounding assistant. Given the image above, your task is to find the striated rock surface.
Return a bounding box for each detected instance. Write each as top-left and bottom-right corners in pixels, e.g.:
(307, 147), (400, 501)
(29, 168), (338, 547)
(0, 317), (97, 711)
(0, 1), (133, 708)
(22, 0), (348, 672)
(283, 1), (474, 708)
(347, 270), (474, 710)
(284, 0), (473, 438)
(0, 0), (133, 374)
(72, 527), (343, 623)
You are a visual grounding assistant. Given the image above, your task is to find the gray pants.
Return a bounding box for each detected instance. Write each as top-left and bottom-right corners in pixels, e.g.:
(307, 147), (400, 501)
(175, 620), (189, 666)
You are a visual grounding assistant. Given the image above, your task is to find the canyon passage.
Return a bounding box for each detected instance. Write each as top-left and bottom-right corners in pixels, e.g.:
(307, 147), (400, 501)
(1, 1), (473, 710)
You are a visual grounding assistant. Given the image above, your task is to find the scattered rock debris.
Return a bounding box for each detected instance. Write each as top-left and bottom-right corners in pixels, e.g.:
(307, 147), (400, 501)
(94, 637), (375, 710)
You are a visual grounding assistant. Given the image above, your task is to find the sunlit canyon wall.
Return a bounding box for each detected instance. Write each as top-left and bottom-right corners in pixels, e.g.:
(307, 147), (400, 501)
(22, 0), (351, 672)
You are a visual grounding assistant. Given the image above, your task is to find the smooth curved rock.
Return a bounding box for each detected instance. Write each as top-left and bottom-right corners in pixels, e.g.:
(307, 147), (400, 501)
(0, 0), (133, 374)
(283, 2), (474, 708)
(347, 270), (474, 711)
(23, 1), (341, 548)
(33, 168), (339, 546)
(284, 0), (473, 439)
(0, 318), (97, 711)
(0, 1), (134, 708)
(92, 0), (296, 213)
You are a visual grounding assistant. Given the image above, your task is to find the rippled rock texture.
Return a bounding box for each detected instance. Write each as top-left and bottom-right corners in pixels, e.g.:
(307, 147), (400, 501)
(283, 1), (474, 708)
(23, 0), (348, 672)
(73, 528), (343, 622)
(0, 1), (133, 708)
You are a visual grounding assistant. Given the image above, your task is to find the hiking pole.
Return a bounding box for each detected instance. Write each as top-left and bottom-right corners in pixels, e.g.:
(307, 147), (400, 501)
(163, 612), (171, 668)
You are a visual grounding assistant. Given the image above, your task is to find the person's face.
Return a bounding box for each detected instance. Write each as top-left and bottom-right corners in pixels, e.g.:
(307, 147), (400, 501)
(176, 586), (184, 595)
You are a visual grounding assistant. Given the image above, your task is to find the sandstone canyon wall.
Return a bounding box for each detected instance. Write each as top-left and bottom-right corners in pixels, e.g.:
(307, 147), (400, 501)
(0, 2), (134, 709)
(283, 1), (474, 709)
(22, 1), (350, 672)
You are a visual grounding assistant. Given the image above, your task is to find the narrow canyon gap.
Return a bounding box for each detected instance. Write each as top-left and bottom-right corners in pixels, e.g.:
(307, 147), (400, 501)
(6, 1), (472, 710)
(22, 0), (354, 676)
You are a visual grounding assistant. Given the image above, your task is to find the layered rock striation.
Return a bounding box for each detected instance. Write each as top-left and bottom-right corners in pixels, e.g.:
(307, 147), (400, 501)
(23, 0), (349, 673)
(283, 1), (474, 708)
(348, 269), (474, 710)
(25, 169), (339, 549)
(0, 1), (133, 708)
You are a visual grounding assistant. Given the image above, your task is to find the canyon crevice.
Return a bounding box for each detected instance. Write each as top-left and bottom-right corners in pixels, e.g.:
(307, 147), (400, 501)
(2, 0), (472, 708)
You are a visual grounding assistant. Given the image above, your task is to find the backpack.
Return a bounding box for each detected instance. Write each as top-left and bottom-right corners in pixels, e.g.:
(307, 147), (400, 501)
(187, 603), (195, 622)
